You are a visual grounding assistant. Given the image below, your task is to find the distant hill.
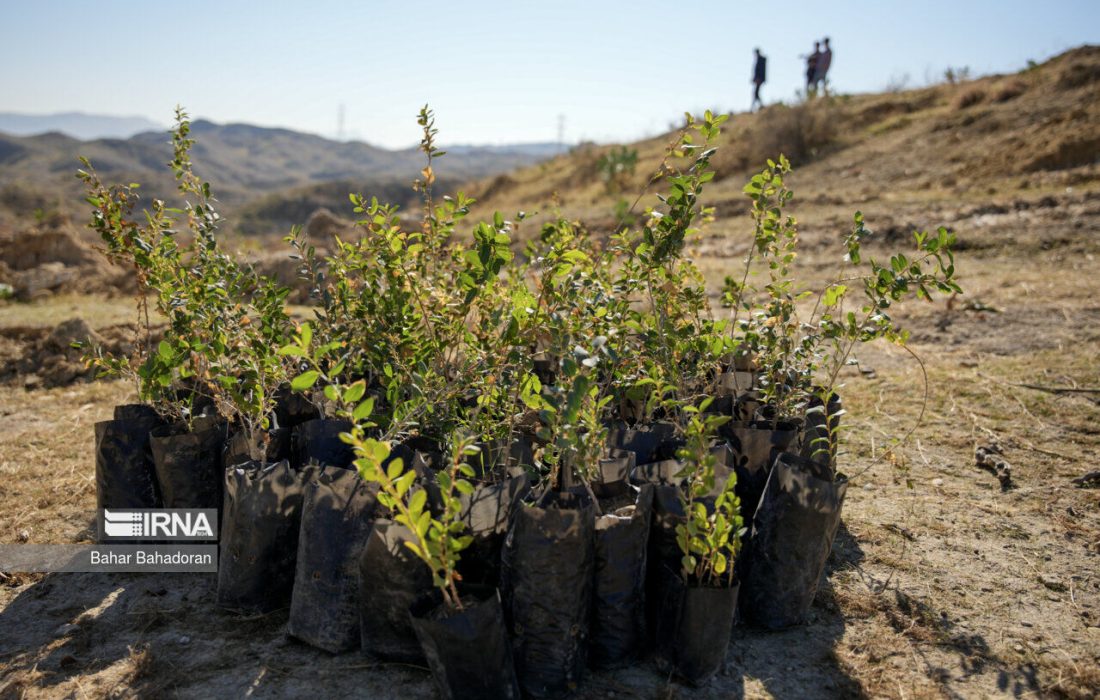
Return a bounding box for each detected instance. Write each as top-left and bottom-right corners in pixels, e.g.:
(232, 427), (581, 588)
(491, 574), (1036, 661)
(0, 112), (165, 140)
(0, 118), (555, 234)
(446, 143), (565, 158)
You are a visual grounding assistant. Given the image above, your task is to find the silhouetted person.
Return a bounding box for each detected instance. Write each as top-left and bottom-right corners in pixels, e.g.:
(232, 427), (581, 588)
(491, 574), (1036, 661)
(805, 41), (821, 95)
(814, 37), (832, 95)
(751, 48), (767, 111)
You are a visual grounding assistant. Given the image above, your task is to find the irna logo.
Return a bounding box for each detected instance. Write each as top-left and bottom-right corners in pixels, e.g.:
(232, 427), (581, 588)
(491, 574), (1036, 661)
(100, 509), (218, 541)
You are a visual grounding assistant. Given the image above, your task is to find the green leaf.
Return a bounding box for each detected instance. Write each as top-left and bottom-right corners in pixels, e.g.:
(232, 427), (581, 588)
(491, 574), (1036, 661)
(396, 470), (416, 497)
(386, 458), (404, 481)
(415, 510), (431, 537)
(408, 489), (427, 515)
(343, 380), (366, 404)
(823, 284), (847, 307)
(291, 370), (319, 391)
(352, 397), (374, 422)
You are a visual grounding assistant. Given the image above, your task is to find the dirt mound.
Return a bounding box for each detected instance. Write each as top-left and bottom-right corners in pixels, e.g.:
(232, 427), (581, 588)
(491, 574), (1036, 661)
(0, 319), (147, 388)
(303, 207), (354, 240)
(0, 225), (131, 301)
(1055, 46), (1100, 90)
(0, 226), (96, 271)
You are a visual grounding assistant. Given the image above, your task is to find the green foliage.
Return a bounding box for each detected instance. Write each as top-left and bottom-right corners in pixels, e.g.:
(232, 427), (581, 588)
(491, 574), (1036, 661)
(730, 157), (962, 468)
(78, 108), (291, 445)
(76, 102), (963, 552)
(347, 426), (477, 612)
(674, 399), (742, 587)
(608, 111), (735, 420)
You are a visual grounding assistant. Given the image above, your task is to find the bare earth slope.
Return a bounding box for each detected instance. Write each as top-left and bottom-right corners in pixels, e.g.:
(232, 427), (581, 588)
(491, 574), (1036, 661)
(1, 47), (1099, 699)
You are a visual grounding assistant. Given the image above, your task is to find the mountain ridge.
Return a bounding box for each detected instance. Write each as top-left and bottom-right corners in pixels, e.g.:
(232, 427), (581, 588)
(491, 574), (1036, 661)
(0, 116), (556, 233)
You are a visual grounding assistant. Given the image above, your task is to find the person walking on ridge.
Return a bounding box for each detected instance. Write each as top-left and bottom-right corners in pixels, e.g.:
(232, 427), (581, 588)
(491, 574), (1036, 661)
(805, 41), (820, 95)
(814, 37), (832, 96)
(751, 48), (767, 112)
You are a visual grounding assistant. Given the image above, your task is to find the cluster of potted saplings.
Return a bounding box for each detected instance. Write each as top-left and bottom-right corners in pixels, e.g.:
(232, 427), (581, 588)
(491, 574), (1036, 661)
(82, 108), (960, 697)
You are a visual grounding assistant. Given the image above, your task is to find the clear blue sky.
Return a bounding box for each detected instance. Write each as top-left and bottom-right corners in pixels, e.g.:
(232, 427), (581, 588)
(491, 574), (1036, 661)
(1, 0), (1097, 148)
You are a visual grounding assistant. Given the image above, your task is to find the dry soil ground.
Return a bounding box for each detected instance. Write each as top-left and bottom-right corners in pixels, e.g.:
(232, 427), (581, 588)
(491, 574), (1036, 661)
(1, 184), (1098, 699)
(2, 50), (1100, 698)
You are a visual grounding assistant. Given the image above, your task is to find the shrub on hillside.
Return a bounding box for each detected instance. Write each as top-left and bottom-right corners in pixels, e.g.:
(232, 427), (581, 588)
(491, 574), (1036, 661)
(991, 79), (1027, 103)
(952, 87), (986, 110)
(734, 100), (837, 171)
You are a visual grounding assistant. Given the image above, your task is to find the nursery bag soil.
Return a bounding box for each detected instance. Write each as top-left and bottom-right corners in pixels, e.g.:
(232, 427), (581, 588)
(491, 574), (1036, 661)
(288, 466), (379, 653)
(223, 427), (291, 470)
(358, 519), (434, 662)
(409, 587), (521, 700)
(589, 484), (654, 669)
(149, 415), (226, 510)
(216, 459), (308, 614)
(591, 449), (636, 499)
(291, 418), (355, 470)
(456, 473), (532, 587)
(501, 487), (596, 698)
(95, 404), (165, 513)
(654, 571), (740, 686)
(740, 451), (848, 629)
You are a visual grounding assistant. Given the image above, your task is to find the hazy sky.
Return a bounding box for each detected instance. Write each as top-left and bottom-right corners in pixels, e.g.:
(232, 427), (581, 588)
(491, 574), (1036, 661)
(2, 0), (1097, 148)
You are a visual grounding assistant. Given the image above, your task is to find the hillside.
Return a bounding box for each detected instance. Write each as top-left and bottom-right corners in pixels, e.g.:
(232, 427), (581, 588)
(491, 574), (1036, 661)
(464, 45), (1100, 243)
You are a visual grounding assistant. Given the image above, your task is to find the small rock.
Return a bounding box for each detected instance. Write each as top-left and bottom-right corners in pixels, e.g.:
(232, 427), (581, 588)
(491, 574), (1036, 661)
(1040, 574), (1067, 592)
(932, 478), (944, 487)
(54, 623), (78, 637)
(862, 483), (874, 491)
(1013, 643), (1024, 653)
(17, 529), (29, 542)
(178, 635), (191, 645)
(46, 318), (103, 351)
